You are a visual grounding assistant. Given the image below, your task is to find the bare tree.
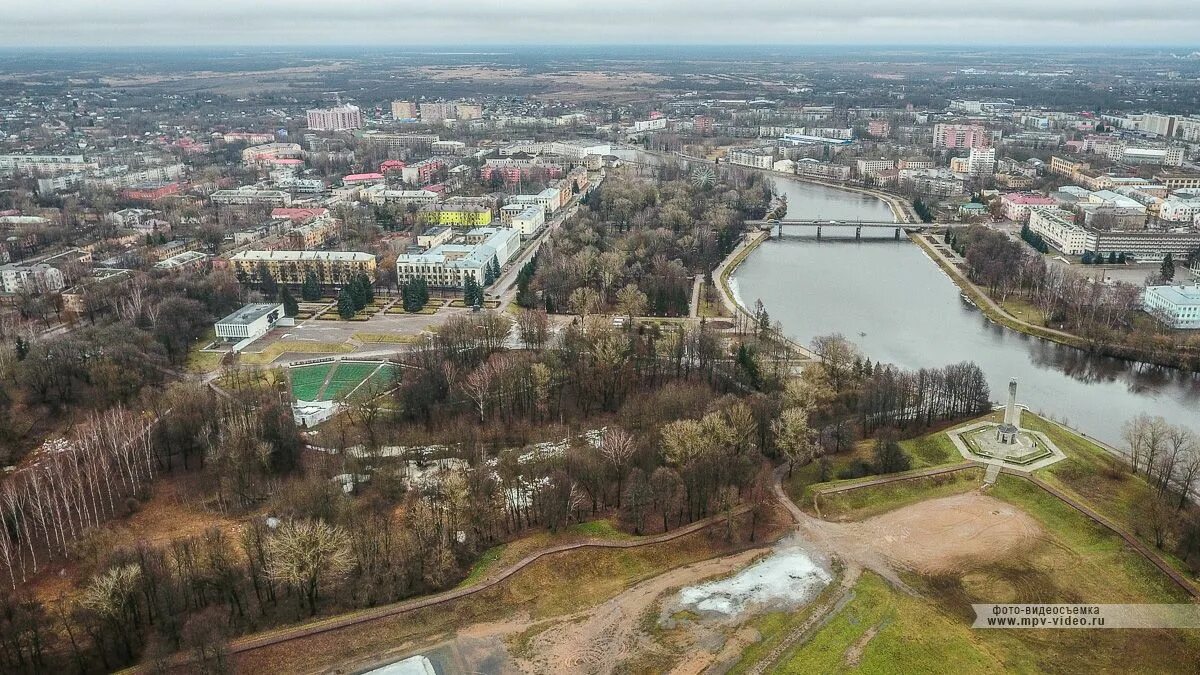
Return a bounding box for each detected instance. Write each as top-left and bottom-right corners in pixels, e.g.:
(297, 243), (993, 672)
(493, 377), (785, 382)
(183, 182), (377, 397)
(266, 520), (354, 616)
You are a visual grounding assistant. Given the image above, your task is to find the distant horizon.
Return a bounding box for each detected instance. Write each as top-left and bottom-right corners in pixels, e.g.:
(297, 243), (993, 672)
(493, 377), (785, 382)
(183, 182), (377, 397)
(2, 0), (1199, 50)
(0, 43), (1197, 54)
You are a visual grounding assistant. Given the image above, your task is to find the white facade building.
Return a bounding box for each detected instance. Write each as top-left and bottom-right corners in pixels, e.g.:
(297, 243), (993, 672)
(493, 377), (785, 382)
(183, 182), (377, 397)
(968, 147), (996, 176)
(1029, 208), (1089, 255)
(1143, 285), (1200, 330)
(0, 263), (65, 294)
(215, 303), (285, 341)
(306, 104), (364, 131)
(509, 206), (545, 237)
(395, 227), (520, 288)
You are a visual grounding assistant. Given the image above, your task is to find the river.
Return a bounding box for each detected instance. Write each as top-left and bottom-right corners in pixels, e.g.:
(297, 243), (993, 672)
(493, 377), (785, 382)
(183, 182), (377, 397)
(733, 176), (1200, 446)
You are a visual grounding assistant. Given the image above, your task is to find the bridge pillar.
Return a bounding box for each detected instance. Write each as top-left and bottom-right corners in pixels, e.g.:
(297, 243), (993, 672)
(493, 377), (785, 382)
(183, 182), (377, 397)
(894, 227), (901, 240)
(856, 225), (862, 240)
(777, 223), (782, 239)
(816, 225), (822, 239)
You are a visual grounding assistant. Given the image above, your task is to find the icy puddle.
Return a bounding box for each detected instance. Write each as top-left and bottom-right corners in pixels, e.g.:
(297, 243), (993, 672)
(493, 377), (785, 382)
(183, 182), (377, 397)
(675, 541), (832, 617)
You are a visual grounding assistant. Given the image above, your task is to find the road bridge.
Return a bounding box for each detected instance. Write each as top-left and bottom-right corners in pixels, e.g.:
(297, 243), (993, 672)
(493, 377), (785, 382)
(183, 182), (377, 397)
(744, 219), (937, 240)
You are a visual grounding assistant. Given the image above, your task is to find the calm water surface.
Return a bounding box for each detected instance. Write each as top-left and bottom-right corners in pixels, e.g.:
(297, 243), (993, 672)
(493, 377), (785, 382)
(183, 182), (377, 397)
(735, 177), (1200, 446)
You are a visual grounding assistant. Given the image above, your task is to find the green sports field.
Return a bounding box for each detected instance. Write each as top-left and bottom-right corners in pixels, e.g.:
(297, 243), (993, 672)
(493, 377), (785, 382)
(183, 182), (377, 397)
(288, 361), (399, 402)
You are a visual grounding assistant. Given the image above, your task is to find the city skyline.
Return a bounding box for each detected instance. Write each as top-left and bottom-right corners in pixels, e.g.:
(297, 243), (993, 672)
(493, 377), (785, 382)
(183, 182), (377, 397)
(2, 0), (1199, 48)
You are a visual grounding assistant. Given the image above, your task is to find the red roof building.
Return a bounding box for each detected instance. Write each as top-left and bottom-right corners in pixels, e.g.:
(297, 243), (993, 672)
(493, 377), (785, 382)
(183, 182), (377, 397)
(343, 172), (385, 184)
(380, 159), (407, 173)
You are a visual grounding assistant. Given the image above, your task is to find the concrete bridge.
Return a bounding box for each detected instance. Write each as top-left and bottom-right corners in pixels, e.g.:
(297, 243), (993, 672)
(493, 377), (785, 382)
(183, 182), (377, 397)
(745, 219), (935, 240)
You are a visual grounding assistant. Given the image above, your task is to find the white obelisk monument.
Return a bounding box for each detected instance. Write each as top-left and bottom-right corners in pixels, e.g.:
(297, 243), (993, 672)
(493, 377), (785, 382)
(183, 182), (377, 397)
(996, 378), (1021, 444)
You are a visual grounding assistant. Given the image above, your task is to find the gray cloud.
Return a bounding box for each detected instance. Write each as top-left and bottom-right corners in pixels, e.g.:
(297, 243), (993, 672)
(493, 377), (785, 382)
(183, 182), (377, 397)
(2, 1), (1198, 46)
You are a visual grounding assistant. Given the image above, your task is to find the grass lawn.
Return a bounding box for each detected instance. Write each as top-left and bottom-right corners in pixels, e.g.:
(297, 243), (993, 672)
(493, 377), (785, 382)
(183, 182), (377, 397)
(771, 472), (1199, 674)
(238, 340), (353, 365)
(774, 572), (1007, 674)
(815, 468), (984, 521)
(1020, 414), (1197, 580)
(1000, 297), (1045, 325)
(353, 332), (420, 344)
(784, 419), (972, 510)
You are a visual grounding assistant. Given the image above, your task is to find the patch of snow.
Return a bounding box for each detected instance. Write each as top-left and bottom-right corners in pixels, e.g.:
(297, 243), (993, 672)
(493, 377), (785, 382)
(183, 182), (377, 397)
(676, 543), (832, 617)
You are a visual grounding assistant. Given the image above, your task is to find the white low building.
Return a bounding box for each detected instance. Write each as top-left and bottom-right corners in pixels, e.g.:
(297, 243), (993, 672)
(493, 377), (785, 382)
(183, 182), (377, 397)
(510, 206), (545, 237)
(1029, 208), (1089, 255)
(215, 303), (285, 342)
(0, 263), (65, 294)
(1143, 284), (1200, 329)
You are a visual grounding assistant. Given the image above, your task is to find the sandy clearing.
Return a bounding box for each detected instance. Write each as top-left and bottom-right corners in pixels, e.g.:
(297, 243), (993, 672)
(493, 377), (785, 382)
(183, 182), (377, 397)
(518, 548), (766, 674)
(842, 493), (1044, 575)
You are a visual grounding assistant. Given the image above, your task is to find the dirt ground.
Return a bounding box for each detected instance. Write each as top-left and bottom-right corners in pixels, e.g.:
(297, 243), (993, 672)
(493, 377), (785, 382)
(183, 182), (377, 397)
(820, 492), (1044, 576)
(362, 491), (1044, 674)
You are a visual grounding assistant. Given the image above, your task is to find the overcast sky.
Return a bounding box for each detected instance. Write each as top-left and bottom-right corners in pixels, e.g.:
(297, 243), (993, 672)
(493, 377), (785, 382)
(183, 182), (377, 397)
(3, 0), (1199, 48)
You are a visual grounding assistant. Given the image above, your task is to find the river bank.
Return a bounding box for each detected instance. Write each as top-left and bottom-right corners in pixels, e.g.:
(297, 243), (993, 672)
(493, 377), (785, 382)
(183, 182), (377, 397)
(913, 232), (1200, 373)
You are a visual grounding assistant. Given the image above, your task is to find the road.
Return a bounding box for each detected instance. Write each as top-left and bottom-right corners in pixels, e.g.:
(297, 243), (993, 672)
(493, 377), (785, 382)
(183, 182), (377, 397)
(493, 175), (604, 310)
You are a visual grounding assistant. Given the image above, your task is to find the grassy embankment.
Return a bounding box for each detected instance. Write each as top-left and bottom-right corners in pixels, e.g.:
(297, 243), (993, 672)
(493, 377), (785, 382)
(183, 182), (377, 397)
(235, 511), (786, 673)
(764, 416), (1200, 673)
(911, 233), (1091, 350)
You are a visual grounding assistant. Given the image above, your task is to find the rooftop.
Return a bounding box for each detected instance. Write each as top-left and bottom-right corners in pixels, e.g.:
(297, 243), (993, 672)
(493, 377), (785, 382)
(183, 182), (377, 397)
(216, 303), (283, 326)
(231, 250), (374, 262)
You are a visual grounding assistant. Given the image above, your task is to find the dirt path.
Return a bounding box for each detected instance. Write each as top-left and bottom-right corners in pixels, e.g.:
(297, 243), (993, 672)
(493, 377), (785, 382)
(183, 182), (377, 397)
(518, 548), (766, 674)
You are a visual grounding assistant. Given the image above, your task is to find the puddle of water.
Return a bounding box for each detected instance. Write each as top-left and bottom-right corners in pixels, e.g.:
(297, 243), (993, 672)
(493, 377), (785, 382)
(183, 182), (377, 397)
(676, 543), (832, 617)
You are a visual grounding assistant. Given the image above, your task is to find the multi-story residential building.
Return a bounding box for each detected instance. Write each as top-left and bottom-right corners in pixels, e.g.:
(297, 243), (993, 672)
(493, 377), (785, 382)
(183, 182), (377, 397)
(726, 148), (775, 169)
(242, 143), (304, 166)
(867, 118), (891, 137)
(0, 262), (65, 294)
(507, 189), (561, 215)
(395, 227), (519, 288)
(855, 158), (895, 177)
(0, 154), (97, 176)
(454, 104), (483, 120)
(794, 159), (851, 180)
(223, 132), (277, 144)
(363, 187), (440, 207)
(1030, 208), (1089, 254)
(693, 115), (715, 135)
(968, 147), (996, 176)
(211, 186), (292, 207)
(899, 168), (965, 197)
(229, 250), (376, 287)
(357, 131), (439, 152)
(417, 204), (493, 227)
(933, 123), (989, 149)
(306, 104), (363, 131)
(1001, 193), (1059, 222)
(402, 159), (445, 186)
(509, 206), (545, 237)
(286, 217), (339, 250)
(419, 102), (457, 122)
(432, 140), (467, 155)
(1144, 285), (1200, 329)
(390, 100), (417, 119)
(1049, 157), (1115, 191)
